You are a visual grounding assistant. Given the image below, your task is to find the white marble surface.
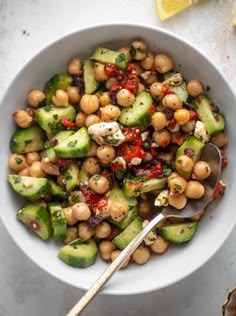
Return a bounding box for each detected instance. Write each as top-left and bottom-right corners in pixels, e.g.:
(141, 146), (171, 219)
(0, 0), (236, 315)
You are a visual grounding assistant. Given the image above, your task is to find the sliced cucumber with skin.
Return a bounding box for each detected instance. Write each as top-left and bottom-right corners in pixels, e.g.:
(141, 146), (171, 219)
(175, 136), (205, 178)
(48, 178), (67, 199)
(58, 238), (98, 268)
(91, 47), (128, 70)
(48, 202), (67, 241)
(192, 95), (225, 135)
(35, 104), (76, 134)
(54, 127), (90, 158)
(171, 81), (188, 102)
(16, 204), (52, 240)
(79, 170), (89, 185)
(112, 218), (143, 250)
(63, 163), (80, 192)
(10, 126), (46, 154)
(159, 222), (198, 244)
(8, 175), (50, 201)
(119, 92), (153, 130)
(107, 205), (138, 230)
(44, 73), (72, 104)
(123, 177), (167, 198)
(83, 60), (100, 94)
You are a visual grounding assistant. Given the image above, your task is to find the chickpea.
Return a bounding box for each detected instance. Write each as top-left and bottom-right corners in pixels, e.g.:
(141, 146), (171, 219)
(116, 89), (135, 107)
(86, 141), (98, 157)
(63, 207), (78, 225)
(25, 152), (40, 165)
(131, 40), (147, 60)
(100, 105), (121, 122)
(8, 154), (26, 171)
(75, 112), (86, 127)
(72, 202), (91, 221)
(132, 245), (151, 264)
(52, 90), (69, 107)
(153, 129), (171, 147)
(145, 73), (158, 85)
(85, 114), (101, 127)
(150, 82), (164, 101)
(185, 181), (205, 199)
(193, 161), (211, 180)
(78, 222), (95, 240)
(174, 108), (190, 125)
(99, 92), (111, 107)
(168, 174), (187, 194)
(80, 94), (99, 114)
(28, 161), (46, 177)
(68, 58), (82, 76)
(18, 167), (29, 176)
(82, 157), (100, 176)
(97, 145), (116, 164)
(111, 250), (130, 268)
(94, 63), (109, 81)
(162, 94), (182, 111)
(64, 227), (78, 244)
(88, 174), (110, 194)
(175, 155), (194, 174)
(210, 132), (229, 148)
(149, 236), (169, 254)
(13, 110), (32, 128)
(187, 80), (203, 97)
(151, 112), (167, 130)
(141, 52), (154, 70)
(181, 119), (196, 133)
(118, 47), (132, 61)
(66, 86), (81, 104)
(109, 201), (129, 222)
(168, 193), (187, 210)
(95, 222), (111, 239)
(105, 77), (118, 90)
(99, 240), (114, 261)
(155, 54), (173, 73)
(27, 90), (45, 108)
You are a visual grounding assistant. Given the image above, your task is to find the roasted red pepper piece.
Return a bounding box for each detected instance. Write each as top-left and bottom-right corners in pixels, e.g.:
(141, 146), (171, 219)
(213, 182), (226, 199)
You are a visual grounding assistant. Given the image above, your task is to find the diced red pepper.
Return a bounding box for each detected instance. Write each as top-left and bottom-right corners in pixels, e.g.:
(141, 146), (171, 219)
(127, 63), (136, 73)
(161, 139), (169, 148)
(97, 197), (108, 212)
(124, 80), (137, 94)
(148, 105), (156, 115)
(122, 126), (142, 146)
(162, 85), (172, 95)
(213, 182), (226, 199)
(56, 158), (72, 167)
(135, 162), (163, 179)
(111, 162), (124, 173)
(80, 186), (100, 211)
(110, 83), (121, 92)
(220, 150), (228, 168)
(189, 109), (197, 120)
(104, 64), (119, 77)
(118, 143), (146, 164)
(60, 118), (77, 130)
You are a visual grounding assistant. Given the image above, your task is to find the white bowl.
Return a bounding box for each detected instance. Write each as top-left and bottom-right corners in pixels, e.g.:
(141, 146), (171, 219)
(0, 23), (235, 295)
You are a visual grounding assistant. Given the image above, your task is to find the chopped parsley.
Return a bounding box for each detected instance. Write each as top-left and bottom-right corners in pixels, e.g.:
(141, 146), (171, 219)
(93, 175), (101, 181)
(67, 141), (77, 147)
(44, 104), (52, 112)
(15, 157), (23, 164)
(115, 53), (126, 64)
(177, 159), (183, 164)
(103, 136), (119, 145)
(129, 45), (136, 57)
(174, 183), (182, 191)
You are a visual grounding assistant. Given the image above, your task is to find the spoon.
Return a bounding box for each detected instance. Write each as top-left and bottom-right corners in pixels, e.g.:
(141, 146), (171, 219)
(67, 143), (222, 316)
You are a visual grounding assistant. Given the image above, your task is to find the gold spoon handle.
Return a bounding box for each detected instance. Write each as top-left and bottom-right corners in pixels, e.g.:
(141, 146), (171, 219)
(66, 212), (166, 316)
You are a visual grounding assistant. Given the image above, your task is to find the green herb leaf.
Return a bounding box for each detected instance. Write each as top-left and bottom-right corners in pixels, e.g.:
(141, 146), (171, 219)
(115, 168), (126, 180)
(177, 159), (183, 164)
(15, 157), (23, 164)
(67, 141), (77, 147)
(93, 175), (101, 181)
(103, 136), (119, 145)
(174, 183), (182, 191)
(115, 53), (126, 64)
(44, 104), (52, 112)
(129, 45), (136, 57)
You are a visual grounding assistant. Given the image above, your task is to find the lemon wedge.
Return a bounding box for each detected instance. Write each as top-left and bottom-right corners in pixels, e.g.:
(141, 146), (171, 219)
(154, 0), (192, 20)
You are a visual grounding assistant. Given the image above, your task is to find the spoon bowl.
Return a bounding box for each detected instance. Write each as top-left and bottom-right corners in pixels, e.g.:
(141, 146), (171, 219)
(67, 142), (222, 316)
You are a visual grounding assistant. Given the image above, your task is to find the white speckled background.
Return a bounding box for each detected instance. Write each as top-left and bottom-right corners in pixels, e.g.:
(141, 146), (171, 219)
(0, 0), (236, 315)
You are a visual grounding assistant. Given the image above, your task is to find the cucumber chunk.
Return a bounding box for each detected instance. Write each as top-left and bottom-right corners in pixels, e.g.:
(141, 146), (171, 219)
(48, 178), (67, 199)
(8, 175), (50, 201)
(92, 47), (128, 70)
(10, 126), (46, 154)
(112, 218), (143, 249)
(79, 170), (89, 185)
(83, 60), (100, 94)
(159, 222), (198, 244)
(175, 136), (205, 178)
(58, 238), (98, 268)
(54, 127), (90, 158)
(44, 73), (72, 104)
(63, 163), (80, 192)
(107, 187), (138, 229)
(16, 204), (52, 240)
(35, 104), (76, 134)
(119, 92), (153, 130)
(192, 95), (225, 135)
(48, 202), (67, 241)
(123, 177), (167, 197)
(171, 81), (189, 102)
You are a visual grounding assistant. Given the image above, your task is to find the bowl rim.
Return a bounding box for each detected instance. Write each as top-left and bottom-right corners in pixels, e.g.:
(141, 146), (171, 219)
(1, 22), (235, 295)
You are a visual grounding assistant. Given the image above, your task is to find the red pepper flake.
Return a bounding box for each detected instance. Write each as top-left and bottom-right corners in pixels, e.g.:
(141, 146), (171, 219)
(111, 162), (124, 173)
(220, 150), (228, 168)
(97, 197), (108, 212)
(213, 182), (226, 199)
(162, 85), (172, 95)
(60, 118), (77, 130)
(148, 105), (156, 115)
